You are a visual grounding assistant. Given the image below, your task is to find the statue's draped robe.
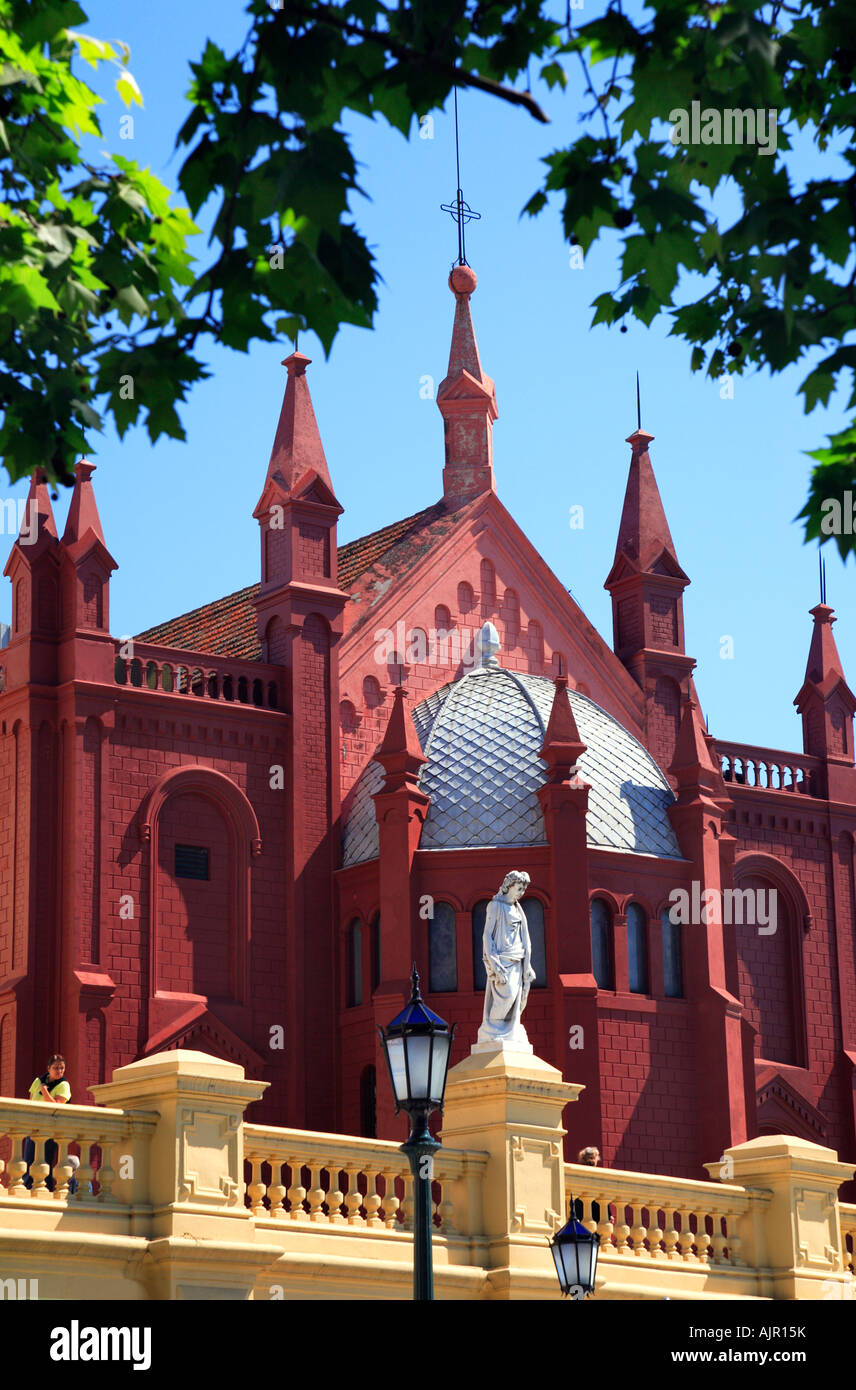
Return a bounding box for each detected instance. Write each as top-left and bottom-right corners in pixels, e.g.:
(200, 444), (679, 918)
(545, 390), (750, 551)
(478, 894), (533, 1045)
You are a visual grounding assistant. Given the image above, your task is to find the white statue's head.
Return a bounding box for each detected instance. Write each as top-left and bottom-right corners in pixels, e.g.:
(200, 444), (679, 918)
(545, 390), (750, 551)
(499, 870), (530, 903)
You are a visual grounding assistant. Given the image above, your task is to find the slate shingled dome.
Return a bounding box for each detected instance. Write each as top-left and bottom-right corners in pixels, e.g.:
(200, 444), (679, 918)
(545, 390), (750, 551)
(342, 664), (683, 866)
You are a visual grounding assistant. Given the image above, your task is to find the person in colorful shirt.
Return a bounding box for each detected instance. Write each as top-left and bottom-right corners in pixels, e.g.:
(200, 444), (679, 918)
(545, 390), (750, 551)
(23, 1054), (78, 1192)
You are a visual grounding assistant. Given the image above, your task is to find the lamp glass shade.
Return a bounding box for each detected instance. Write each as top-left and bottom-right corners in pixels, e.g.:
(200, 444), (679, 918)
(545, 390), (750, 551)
(428, 1031), (452, 1106)
(550, 1215), (599, 1295)
(385, 1035), (409, 1108)
(404, 1034), (433, 1104)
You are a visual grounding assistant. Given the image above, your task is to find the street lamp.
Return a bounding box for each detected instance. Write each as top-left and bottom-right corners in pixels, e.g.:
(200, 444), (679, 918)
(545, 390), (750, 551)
(550, 1199), (601, 1298)
(378, 964), (456, 1301)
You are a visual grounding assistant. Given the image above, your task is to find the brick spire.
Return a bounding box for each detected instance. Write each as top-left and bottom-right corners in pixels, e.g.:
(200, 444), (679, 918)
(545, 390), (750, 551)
(608, 430), (686, 580)
(538, 674), (587, 783)
(802, 603), (849, 690)
(260, 351), (337, 502)
(436, 265), (497, 508)
(376, 684), (427, 794)
(17, 466), (57, 546)
(794, 604), (856, 776)
(62, 459), (106, 548)
(605, 427), (694, 777)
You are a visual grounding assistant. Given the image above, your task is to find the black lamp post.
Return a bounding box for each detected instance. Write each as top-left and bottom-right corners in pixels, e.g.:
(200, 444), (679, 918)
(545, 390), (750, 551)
(550, 1198), (601, 1298)
(378, 965), (456, 1301)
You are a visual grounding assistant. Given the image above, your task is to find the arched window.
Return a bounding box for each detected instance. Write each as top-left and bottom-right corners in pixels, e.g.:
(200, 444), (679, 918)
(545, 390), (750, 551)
(661, 908), (683, 998)
(360, 1065), (377, 1138)
(429, 902), (457, 992)
(480, 558), (496, 614)
(340, 699), (358, 732)
(472, 899), (491, 991)
(590, 898), (613, 989)
(734, 870), (802, 1065)
(434, 604), (452, 633)
(626, 903), (649, 994)
(370, 912), (381, 993)
(525, 897), (547, 987)
(527, 619), (544, 669)
(457, 581), (475, 615)
(503, 589), (520, 647)
(347, 919), (363, 1007)
(363, 675), (382, 709)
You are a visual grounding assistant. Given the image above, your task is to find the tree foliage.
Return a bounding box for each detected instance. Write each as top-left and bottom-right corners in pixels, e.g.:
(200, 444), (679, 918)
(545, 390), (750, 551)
(1, 0), (855, 563)
(0, 0), (197, 484)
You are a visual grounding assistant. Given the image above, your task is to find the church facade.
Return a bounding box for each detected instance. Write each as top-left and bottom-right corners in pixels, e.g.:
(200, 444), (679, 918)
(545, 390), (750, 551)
(2, 262), (855, 1186)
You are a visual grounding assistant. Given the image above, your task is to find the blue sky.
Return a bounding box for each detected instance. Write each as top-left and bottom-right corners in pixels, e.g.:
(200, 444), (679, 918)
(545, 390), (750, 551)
(3, 0), (852, 754)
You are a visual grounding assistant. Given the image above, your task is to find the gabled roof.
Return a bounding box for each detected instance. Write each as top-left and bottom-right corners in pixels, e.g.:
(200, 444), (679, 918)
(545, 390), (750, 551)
(135, 503), (446, 660)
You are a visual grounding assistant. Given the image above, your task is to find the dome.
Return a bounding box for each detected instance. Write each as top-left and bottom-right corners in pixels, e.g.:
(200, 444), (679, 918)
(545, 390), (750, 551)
(341, 664), (682, 866)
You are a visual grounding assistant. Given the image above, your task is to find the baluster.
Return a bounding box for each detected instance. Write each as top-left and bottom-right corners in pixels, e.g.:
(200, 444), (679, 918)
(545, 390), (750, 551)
(725, 1211), (743, 1265)
(711, 1212), (727, 1263)
(343, 1167), (364, 1225)
(52, 1138), (75, 1202)
(364, 1168), (383, 1227)
(267, 1158), (286, 1218)
(380, 1169), (400, 1229)
(630, 1203), (647, 1256)
(647, 1208), (664, 1259)
(663, 1208), (680, 1259)
(97, 1140), (117, 1204)
(327, 1167), (344, 1224)
(401, 1172), (415, 1232)
(76, 1145), (97, 1203)
(696, 1215), (713, 1263)
(596, 1202), (614, 1253)
(678, 1208), (697, 1261)
(287, 1160), (307, 1220)
(247, 1156), (267, 1217)
(306, 1162), (325, 1221)
(614, 1204), (631, 1256)
(30, 1131), (50, 1198)
(6, 1132), (29, 1198)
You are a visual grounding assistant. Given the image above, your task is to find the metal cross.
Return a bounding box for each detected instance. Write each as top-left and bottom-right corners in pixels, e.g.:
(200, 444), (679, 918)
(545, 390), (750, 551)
(440, 84), (481, 266)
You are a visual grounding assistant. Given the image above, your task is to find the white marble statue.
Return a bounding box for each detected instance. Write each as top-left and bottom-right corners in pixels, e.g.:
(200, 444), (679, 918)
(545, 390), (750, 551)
(473, 870), (536, 1053)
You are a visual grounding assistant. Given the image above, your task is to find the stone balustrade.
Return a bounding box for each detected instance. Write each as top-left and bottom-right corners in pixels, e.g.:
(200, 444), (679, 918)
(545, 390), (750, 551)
(0, 1096), (157, 1207)
(0, 1051), (853, 1300)
(113, 640), (282, 711)
(567, 1162), (751, 1267)
(243, 1125), (480, 1237)
(715, 739), (821, 797)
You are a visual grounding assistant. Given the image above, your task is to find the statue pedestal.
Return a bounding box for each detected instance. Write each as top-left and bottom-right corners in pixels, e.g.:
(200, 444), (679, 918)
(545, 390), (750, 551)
(471, 1038), (533, 1056)
(440, 1048), (583, 1295)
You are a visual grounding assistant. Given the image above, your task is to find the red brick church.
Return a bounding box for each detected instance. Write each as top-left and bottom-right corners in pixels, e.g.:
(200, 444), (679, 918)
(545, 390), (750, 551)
(2, 263), (856, 1185)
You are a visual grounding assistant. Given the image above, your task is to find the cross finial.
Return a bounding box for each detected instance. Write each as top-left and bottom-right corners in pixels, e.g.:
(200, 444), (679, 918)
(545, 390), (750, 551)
(636, 371), (641, 431)
(440, 83), (481, 265)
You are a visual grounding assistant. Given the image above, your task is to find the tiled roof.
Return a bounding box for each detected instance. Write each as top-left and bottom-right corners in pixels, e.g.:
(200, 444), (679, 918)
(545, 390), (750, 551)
(341, 666), (682, 866)
(135, 504), (442, 659)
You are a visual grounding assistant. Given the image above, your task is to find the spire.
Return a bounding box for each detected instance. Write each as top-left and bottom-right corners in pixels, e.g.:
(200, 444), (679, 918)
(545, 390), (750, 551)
(11, 467), (57, 553)
(539, 674), (587, 784)
(376, 685), (426, 794)
(62, 460), (106, 549)
(803, 603), (848, 691)
(258, 352), (337, 507)
(607, 430), (686, 580)
(436, 266), (497, 509)
(794, 604), (856, 771)
(670, 697), (719, 782)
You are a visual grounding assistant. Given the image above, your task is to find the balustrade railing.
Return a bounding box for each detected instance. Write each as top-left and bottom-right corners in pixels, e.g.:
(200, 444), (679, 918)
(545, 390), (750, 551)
(113, 640), (281, 711)
(565, 1163), (752, 1267)
(243, 1125), (473, 1236)
(0, 1098), (157, 1205)
(715, 740), (821, 797)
